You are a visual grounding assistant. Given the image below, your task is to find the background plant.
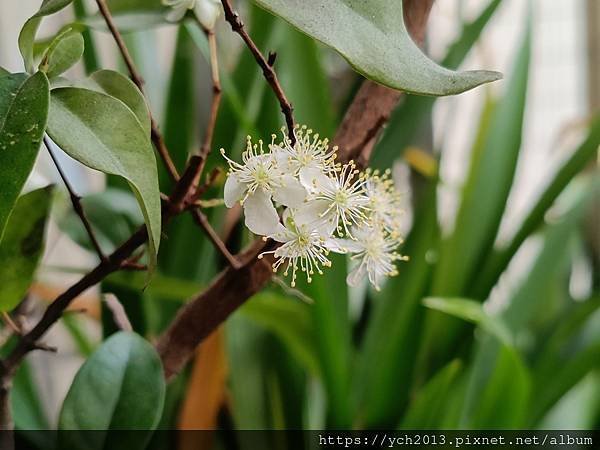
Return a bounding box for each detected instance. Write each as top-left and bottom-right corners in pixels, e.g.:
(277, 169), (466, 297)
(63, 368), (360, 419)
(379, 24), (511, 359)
(0, 0), (598, 449)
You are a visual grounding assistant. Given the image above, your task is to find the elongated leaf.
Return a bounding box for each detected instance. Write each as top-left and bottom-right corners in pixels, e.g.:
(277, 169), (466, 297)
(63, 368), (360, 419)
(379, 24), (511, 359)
(371, 0), (502, 169)
(59, 332), (165, 450)
(353, 180), (440, 428)
(241, 292), (320, 376)
(433, 19), (531, 296)
(39, 29), (84, 78)
(85, 0), (166, 32)
(80, 69), (151, 134)
(0, 72), (49, 241)
(13, 361), (50, 431)
(400, 360), (462, 429)
(47, 87), (161, 275)
(254, 0), (501, 95)
(463, 342), (531, 428)
(473, 115), (600, 297)
(502, 177), (597, 332)
(0, 187), (53, 312)
(19, 0), (74, 73)
(423, 297), (513, 346)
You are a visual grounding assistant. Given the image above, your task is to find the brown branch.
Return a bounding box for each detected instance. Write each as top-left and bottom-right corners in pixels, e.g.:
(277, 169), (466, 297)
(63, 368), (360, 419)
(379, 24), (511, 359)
(220, 0), (296, 143)
(95, 0), (180, 182)
(156, 0), (435, 380)
(44, 136), (107, 262)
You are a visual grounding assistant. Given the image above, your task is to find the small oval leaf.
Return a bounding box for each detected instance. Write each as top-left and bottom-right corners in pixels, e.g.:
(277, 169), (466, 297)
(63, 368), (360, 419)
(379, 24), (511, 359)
(40, 29), (85, 78)
(0, 186), (53, 312)
(80, 70), (151, 134)
(19, 0), (74, 73)
(253, 0), (502, 95)
(59, 332), (165, 450)
(0, 71), (49, 240)
(46, 87), (161, 275)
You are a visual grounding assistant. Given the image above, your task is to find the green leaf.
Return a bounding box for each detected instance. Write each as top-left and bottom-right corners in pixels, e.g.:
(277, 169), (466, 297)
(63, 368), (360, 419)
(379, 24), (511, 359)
(253, 0), (501, 95)
(47, 87), (161, 275)
(473, 115), (600, 297)
(13, 361), (50, 430)
(400, 360), (462, 429)
(423, 297), (513, 346)
(19, 0), (75, 73)
(80, 69), (151, 134)
(59, 332), (165, 449)
(241, 292), (320, 376)
(463, 342), (531, 428)
(39, 29), (85, 78)
(0, 72), (49, 241)
(502, 177), (597, 333)
(0, 187), (53, 312)
(371, 0), (502, 169)
(433, 18), (531, 296)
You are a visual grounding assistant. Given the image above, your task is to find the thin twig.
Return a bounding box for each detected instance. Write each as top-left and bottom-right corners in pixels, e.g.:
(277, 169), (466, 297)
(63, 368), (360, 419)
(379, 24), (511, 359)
(191, 209), (241, 269)
(44, 136), (107, 262)
(95, 0), (180, 181)
(220, 0), (295, 143)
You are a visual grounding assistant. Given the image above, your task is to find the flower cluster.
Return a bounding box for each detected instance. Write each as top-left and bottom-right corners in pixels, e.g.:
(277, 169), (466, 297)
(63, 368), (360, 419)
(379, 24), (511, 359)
(222, 125), (408, 290)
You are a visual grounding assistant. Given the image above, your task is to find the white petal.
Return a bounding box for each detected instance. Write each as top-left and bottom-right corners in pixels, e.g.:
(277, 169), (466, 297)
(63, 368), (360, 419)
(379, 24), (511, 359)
(325, 238), (363, 254)
(299, 166), (332, 193)
(347, 263), (367, 287)
(224, 173), (246, 208)
(294, 199), (329, 228)
(270, 223), (294, 243)
(243, 189), (279, 236)
(272, 175), (307, 207)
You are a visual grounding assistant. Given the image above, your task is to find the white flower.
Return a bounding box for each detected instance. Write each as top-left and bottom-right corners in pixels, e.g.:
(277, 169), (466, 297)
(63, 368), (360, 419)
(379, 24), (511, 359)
(310, 161), (370, 237)
(163, 0), (222, 29)
(331, 225), (407, 291)
(364, 168), (404, 234)
(259, 206), (336, 287)
(221, 137), (306, 236)
(270, 125), (337, 191)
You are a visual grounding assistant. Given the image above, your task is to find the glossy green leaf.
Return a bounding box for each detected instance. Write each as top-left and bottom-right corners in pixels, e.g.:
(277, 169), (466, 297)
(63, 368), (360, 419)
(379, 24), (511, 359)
(39, 29), (85, 78)
(0, 72), (49, 241)
(473, 115), (600, 297)
(59, 332), (165, 449)
(371, 0), (502, 169)
(433, 19), (531, 296)
(254, 0), (501, 96)
(47, 87), (161, 275)
(241, 292), (320, 376)
(400, 360), (462, 429)
(80, 69), (151, 134)
(353, 180), (439, 428)
(19, 0), (74, 73)
(0, 187), (53, 312)
(423, 297), (513, 346)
